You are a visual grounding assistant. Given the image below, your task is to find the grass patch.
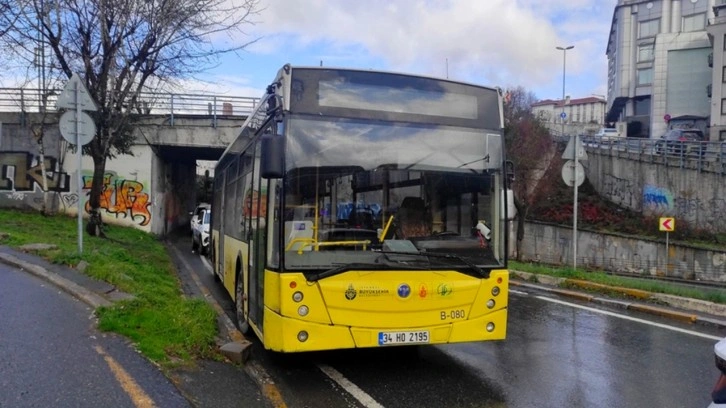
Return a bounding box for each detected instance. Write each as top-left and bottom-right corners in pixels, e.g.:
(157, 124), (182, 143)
(0, 209), (218, 367)
(510, 260), (726, 305)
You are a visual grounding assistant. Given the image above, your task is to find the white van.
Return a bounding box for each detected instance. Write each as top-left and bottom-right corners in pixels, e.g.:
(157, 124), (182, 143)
(594, 127), (622, 142)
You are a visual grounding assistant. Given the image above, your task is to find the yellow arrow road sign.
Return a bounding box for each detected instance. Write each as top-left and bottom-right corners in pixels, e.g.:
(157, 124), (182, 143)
(659, 217), (675, 232)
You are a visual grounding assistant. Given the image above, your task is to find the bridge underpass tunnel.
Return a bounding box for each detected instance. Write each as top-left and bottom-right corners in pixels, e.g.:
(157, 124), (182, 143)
(154, 145), (223, 236)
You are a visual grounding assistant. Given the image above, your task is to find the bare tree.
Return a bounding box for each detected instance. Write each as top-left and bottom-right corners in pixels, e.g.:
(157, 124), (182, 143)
(503, 86), (561, 259)
(0, 0), (260, 235)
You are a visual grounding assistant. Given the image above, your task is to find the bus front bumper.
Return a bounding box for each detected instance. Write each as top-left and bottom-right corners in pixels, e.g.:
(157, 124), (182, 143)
(262, 308), (507, 353)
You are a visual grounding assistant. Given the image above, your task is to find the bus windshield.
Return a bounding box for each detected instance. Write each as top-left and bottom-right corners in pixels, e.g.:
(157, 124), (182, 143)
(280, 115), (505, 273)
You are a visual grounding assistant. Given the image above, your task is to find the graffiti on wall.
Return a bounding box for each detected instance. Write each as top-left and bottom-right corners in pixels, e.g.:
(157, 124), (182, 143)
(0, 152), (70, 192)
(601, 174), (638, 209)
(81, 172), (152, 226)
(641, 185), (726, 230)
(673, 197), (726, 227)
(643, 185), (673, 213)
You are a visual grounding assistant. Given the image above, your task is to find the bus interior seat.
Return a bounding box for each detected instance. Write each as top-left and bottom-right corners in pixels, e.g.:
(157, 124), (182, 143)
(397, 197), (430, 238)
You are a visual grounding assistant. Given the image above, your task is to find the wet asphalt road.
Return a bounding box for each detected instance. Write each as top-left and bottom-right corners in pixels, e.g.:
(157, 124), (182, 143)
(0, 262), (189, 408)
(4, 233), (722, 408)
(166, 233), (726, 408)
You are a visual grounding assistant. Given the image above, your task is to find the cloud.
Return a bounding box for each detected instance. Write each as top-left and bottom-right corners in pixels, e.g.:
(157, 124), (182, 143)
(243, 0), (617, 98)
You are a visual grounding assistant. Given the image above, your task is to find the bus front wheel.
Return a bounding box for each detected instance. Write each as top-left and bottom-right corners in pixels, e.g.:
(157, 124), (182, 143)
(235, 272), (250, 334)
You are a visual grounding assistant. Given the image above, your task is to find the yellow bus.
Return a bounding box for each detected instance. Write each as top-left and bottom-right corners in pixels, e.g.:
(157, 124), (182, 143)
(210, 64), (510, 352)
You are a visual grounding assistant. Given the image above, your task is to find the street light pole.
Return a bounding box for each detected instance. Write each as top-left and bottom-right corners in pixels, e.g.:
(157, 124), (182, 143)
(557, 44), (576, 270)
(556, 45), (574, 136)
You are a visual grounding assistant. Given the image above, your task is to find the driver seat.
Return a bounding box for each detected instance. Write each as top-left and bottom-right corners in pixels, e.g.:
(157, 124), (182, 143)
(397, 197), (430, 238)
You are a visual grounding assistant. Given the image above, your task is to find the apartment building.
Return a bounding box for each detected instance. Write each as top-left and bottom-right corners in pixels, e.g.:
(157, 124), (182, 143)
(606, 0), (719, 141)
(532, 97), (608, 136)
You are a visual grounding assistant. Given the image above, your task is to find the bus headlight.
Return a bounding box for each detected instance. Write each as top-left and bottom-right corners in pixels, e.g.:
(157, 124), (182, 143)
(491, 286), (500, 296)
(297, 331), (308, 342)
(292, 291), (304, 302)
(486, 322), (495, 332)
(298, 305), (309, 316)
(486, 299), (496, 309)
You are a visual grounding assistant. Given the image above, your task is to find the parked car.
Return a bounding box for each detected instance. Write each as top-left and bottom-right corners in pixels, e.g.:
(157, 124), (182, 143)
(191, 208), (210, 255)
(655, 129), (705, 156)
(709, 337), (726, 407)
(189, 203), (210, 234)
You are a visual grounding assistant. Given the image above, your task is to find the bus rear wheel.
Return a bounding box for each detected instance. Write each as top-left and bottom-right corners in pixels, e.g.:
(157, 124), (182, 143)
(235, 273), (250, 334)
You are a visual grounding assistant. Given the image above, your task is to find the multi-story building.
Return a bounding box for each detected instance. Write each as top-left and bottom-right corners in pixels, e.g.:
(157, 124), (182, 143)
(707, 1), (726, 140)
(606, 0), (721, 141)
(532, 96), (608, 135)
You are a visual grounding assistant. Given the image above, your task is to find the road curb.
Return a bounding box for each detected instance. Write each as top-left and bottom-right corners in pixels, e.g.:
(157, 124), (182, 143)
(510, 271), (726, 329)
(0, 252), (111, 308)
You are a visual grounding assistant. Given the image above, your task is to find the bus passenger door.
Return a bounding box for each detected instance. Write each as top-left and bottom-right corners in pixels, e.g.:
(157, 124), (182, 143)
(216, 168), (227, 277)
(247, 144), (267, 332)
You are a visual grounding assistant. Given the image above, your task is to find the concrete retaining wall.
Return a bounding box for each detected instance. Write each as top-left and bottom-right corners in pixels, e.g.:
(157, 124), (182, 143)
(516, 221), (726, 283)
(585, 148), (726, 232)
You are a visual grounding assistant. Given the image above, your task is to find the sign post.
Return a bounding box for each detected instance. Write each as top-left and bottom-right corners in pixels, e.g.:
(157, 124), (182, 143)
(56, 73), (97, 255)
(659, 217), (675, 268)
(562, 136), (587, 270)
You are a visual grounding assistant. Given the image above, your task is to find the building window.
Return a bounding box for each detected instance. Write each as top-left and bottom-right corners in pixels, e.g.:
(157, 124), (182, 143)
(723, 66), (726, 83)
(638, 44), (655, 62)
(639, 19), (660, 38)
(637, 68), (653, 86)
(720, 130), (726, 141)
(721, 99), (726, 115)
(682, 13), (706, 32)
(634, 96), (651, 116)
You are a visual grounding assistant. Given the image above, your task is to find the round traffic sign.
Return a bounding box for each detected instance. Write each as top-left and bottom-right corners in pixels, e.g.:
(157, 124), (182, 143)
(59, 111), (96, 146)
(561, 160), (585, 187)
(560, 112), (567, 119)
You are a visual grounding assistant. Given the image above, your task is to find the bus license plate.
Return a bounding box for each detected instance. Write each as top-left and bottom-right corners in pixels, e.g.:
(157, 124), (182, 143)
(378, 330), (430, 346)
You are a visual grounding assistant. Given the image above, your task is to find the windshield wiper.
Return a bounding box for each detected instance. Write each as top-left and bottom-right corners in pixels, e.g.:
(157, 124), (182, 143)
(306, 262), (381, 282)
(306, 255), (427, 282)
(380, 250), (489, 278)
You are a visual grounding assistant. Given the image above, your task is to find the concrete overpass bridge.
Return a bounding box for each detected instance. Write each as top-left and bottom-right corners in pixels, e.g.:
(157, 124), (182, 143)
(0, 87), (256, 235)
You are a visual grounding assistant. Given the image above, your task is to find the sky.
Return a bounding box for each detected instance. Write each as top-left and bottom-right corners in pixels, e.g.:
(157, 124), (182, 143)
(192, 0), (619, 102)
(0, 0), (619, 103)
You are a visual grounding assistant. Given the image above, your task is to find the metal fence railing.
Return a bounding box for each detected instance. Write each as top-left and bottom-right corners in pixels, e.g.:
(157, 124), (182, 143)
(0, 87), (260, 127)
(555, 135), (726, 175)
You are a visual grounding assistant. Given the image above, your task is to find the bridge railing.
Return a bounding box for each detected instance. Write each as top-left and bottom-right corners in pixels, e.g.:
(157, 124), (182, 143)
(0, 87), (260, 127)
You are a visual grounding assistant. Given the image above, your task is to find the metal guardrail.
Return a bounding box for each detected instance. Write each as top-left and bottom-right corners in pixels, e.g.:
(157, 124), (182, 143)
(0, 87), (260, 127)
(556, 135), (726, 175)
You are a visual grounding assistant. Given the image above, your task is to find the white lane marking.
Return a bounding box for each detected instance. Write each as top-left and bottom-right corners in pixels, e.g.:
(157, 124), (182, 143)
(536, 295), (722, 341)
(317, 364), (385, 408)
(510, 289), (528, 296)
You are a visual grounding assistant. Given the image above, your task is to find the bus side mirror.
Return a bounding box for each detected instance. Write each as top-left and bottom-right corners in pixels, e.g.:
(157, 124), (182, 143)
(260, 132), (285, 179)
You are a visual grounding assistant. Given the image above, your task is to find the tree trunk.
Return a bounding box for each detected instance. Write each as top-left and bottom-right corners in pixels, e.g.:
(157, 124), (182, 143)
(514, 199), (527, 261)
(86, 154), (106, 237)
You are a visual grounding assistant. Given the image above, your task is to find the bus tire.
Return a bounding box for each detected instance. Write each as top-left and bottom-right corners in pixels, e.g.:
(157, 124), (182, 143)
(235, 270), (250, 334)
